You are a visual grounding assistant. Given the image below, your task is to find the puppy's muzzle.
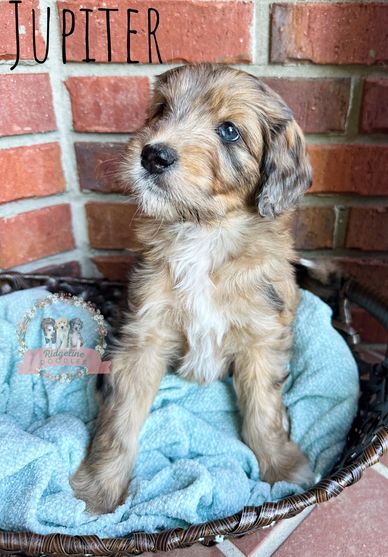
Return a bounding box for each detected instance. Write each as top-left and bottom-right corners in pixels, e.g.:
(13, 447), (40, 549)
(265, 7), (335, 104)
(141, 143), (178, 175)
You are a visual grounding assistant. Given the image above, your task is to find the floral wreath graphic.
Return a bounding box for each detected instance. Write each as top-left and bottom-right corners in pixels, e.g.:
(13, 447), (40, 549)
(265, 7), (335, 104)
(17, 293), (110, 383)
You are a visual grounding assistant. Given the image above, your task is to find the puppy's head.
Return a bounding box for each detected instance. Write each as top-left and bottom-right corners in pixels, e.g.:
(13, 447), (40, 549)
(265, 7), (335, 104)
(55, 318), (68, 331)
(69, 318), (83, 332)
(122, 64), (311, 222)
(41, 318), (55, 336)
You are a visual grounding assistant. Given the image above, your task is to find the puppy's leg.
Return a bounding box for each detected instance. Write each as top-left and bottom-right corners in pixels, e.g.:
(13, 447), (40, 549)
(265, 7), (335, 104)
(234, 345), (313, 485)
(71, 327), (178, 514)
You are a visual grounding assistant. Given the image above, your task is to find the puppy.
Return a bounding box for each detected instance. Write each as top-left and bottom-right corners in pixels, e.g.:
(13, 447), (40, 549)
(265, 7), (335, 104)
(72, 64), (313, 514)
(68, 318), (84, 348)
(55, 317), (69, 349)
(41, 318), (56, 349)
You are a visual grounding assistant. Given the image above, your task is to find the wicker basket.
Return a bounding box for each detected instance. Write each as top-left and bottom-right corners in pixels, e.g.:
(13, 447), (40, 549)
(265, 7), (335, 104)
(0, 267), (387, 557)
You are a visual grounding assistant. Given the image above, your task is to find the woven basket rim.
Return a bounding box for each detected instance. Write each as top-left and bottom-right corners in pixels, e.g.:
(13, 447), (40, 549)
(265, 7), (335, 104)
(0, 427), (387, 556)
(0, 271), (387, 556)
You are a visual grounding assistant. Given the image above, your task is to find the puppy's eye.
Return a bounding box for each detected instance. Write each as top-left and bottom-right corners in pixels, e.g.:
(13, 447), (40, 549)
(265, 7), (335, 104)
(153, 102), (166, 118)
(217, 122), (240, 143)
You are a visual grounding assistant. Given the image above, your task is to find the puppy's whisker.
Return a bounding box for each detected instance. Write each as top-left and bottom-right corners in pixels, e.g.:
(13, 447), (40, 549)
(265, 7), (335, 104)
(128, 205), (142, 229)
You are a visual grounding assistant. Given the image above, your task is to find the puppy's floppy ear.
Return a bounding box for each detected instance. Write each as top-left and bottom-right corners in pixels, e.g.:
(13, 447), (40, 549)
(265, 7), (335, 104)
(256, 89), (312, 218)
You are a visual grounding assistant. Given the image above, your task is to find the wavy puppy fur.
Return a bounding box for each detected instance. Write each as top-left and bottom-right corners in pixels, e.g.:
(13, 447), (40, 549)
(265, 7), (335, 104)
(71, 64), (313, 514)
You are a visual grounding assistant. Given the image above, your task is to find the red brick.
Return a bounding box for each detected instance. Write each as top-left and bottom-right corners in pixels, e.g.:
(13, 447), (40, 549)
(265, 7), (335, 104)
(264, 78), (350, 133)
(345, 208), (388, 251)
(92, 255), (138, 281)
(58, 0), (253, 64)
(33, 261), (81, 277)
(66, 77), (149, 133)
(360, 78), (388, 133)
(274, 468), (388, 556)
(75, 142), (126, 193)
(271, 3), (388, 65)
(308, 145), (388, 196)
(0, 74), (56, 136)
(0, 0), (45, 61)
(292, 207), (335, 250)
(231, 527), (272, 556)
(351, 307), (387, 344)
(86, 202), (139, 249)
(143, 544), (224, 557)
(337, 258), (388, 298)
(0, 205), (75, 268)
(0, 143), (65, 204)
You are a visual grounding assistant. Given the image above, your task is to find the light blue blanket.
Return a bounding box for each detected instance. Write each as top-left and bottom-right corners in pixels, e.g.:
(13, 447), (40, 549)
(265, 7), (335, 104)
(0, 287), (359, 536)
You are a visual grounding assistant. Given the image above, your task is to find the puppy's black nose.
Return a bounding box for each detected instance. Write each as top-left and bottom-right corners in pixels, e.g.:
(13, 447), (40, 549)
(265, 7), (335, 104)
(141, 143), (177, 175)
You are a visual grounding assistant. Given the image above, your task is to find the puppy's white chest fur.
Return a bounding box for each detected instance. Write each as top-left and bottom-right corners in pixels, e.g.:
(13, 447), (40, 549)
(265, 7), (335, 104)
(167, 219), (247, 384)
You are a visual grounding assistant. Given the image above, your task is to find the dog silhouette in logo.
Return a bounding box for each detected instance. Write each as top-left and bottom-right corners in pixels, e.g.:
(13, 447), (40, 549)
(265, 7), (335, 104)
(68, 318), (84, 348)
(55, 317), (69, 349)
(41, 318), (56, 349)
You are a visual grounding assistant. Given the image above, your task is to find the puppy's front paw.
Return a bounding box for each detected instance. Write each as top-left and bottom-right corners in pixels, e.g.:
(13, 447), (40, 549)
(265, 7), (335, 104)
(71, 461), (128, 515)
(260, 441), (314, 487)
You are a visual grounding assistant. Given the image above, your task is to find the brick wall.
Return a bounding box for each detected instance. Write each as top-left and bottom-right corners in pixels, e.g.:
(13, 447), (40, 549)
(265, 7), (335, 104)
(0, 1), (387, 342)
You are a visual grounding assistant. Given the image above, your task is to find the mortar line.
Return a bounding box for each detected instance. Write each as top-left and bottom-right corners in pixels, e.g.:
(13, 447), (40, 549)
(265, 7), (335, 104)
(250, 0), (257, 65)
(37, 0), (105, 277)
(11, 246), (136, 274)
(2, 188), (388, 221)
(250, 506), (315, 556)
(218, 539), (246, 557)
(12, 248), (85, 273)
(372, 463), (388, 480)
(2, 131), (387, 150)
(13, 244), (388, 277)
(346, 75), (364, 139)
(0, 131), (129, 148)
(253, 0), (270, 66)
(2, 58), (388, 80)
(256, 0), (380, 4)
(302, 196), (388, 207)
(333, 206), (349, 249)
(361, 343), (388, 351)
(0, 188), (137, 215)
(297, 249), (388, 259)
(0, 132), (59, 148)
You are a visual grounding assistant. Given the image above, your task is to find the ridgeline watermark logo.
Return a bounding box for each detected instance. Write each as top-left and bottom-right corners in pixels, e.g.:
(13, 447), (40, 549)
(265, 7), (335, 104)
(17, 293), (111, 382)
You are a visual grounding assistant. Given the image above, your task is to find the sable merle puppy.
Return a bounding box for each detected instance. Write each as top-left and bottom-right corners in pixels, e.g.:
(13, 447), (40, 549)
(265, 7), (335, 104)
(68, 318), (84, 349)
(72, 64), (313, 514)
